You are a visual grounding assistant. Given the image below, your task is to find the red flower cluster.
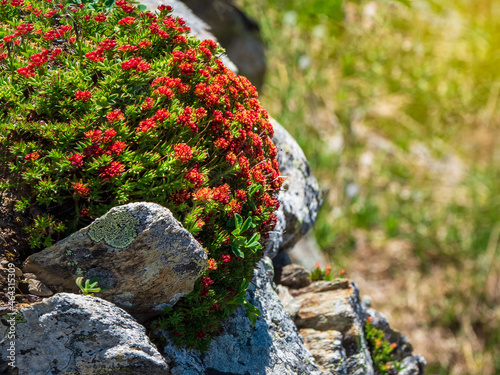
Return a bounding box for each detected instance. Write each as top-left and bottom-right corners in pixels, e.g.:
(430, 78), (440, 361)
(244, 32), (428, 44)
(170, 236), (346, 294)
(75, 90), (92, 102)
(212, 184), (230, 204)
(100, 39), (117, 50)
(184, 166), (205, 187)
(24, 152), (40, 161)
(106, 109), (125, 123)
(99, 161), (125, 181)
(121, 57), (151, 72)
(118, 16), (135, 25)
(68, 153), (84, 167)
(30, 48), (49, 66)
(174, 143), (193, 163)
(73, 182), (90, 197)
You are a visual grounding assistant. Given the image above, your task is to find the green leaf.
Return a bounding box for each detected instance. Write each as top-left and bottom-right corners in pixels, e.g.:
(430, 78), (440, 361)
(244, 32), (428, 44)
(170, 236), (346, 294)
(248, 232), (260, 244)
(137, 4), (147, 11)
(234, 213), (243, 230)
(231, 245), (244, 258)
(240, 217), (252, 233)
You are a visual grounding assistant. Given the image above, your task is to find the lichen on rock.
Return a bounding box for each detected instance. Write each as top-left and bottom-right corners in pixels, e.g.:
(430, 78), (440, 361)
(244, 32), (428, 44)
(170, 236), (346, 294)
(88, 209), (140, 249)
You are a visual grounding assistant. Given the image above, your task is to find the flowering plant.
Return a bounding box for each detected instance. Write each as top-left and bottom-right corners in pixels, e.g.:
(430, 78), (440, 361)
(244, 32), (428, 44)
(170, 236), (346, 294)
(0, 0), (281, 350)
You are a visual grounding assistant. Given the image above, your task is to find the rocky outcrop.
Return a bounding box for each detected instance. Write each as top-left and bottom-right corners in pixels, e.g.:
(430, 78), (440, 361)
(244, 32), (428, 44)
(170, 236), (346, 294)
(276, 264), (426, 375)
(0, 293), (170, 375)
(161, 258), (321, 375)
(22, 202), (208, 322)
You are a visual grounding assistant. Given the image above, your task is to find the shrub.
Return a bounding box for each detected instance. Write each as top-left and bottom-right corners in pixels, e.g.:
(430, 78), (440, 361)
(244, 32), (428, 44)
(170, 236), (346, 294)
(364, 317), (404, 374)
(0, 0), (282, 350)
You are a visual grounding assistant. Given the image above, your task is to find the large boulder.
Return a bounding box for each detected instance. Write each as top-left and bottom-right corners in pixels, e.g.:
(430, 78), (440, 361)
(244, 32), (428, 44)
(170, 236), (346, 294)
(160, 258), (321, 375)
(0, 293), (170, 375)
(22, 202), (208, 322)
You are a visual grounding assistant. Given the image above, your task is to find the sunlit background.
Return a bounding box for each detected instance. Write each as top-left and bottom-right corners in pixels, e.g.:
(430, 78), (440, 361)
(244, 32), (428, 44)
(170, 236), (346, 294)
(236, 0), (500, 374)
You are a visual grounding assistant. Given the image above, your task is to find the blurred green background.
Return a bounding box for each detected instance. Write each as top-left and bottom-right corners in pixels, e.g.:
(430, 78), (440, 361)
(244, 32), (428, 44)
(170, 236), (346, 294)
(235, 0), (500, 374)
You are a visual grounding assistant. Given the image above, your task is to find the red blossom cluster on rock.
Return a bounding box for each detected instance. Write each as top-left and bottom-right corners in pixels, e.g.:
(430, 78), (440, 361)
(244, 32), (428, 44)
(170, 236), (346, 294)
(0, 0), (281, 351)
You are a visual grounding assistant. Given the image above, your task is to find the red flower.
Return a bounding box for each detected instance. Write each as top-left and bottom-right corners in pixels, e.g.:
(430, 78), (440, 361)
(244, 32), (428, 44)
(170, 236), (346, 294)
(30, 49), (49, 66)
(121, 57), (142, 70)
(213, 184), (230, 204)
(225, 152), (236, 166)
(85, 49), (104, 62)
(75, 90), (92, 102)
(193, 187), (212, 202)
(107, 141), (127, 155)
(16, 23), (34, 34)
(118, 44), (138, 52)
(42, 29), (55, 41)
(72, 182), (89, 197)
(24, 152), (40, 161)
(201, 277), (213, 287)
(94, 14), (106, 22)
(184, 166), (205, 187)
(80, 208), (90, 217)
(68, 153), (84, 167)
(16, 64), (36, 78)
(142, 97), (154, 110)
(222, 254), (231, 263)
(137, 61), (151, 72)
(100, 39), (117, 51)
(236, 189), (247, 202)
(174, 143), (192, 163)
(136, 118), (157, 133)
(50, 48), (63, 60)
(118, 16), (135, 25)
(107, 109), (125, 123)
(3, 34), (16, 43)
(138, 40), (151, 49)
(153, 108), (171, 122)
(99, 161), (125, 180)
(226, 200), (242, 217)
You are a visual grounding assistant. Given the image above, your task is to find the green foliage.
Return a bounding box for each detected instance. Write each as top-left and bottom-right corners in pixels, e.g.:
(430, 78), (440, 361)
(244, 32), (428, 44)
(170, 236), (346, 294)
(0, 0), (281, 351)
(76, 276), (101, 295)
(364, 318), (404, 374)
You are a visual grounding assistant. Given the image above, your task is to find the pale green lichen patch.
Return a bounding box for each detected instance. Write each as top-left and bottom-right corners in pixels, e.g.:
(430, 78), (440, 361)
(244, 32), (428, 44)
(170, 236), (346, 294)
(88, 209), (140, 248)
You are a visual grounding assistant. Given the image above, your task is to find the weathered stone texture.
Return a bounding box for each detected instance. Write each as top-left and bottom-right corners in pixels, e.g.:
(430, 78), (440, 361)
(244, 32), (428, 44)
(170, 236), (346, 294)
(161, 258), (322, 375)
(0, 293), (170, 375)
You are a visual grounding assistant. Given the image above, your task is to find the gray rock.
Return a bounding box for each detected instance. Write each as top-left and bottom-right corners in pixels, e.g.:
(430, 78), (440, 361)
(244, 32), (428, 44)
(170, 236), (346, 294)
(140, 0), (238, 73)
(0, 293), (169, 375)
(276, 284), (301, 319)
(22, 202), (207, 322)
(161, 258), (321, 375)
(398, 355), (427, 375)
(267, 119), (323, 258)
